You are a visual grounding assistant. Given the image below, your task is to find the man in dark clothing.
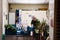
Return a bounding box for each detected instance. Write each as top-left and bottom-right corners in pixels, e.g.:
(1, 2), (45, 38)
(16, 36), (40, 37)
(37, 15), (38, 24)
(31, 16), (40, 40)
(31, 16), (40, 28)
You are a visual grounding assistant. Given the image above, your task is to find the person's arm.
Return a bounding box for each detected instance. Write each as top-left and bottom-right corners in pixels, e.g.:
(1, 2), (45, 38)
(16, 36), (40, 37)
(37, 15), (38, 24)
(31, 20), (33, 25)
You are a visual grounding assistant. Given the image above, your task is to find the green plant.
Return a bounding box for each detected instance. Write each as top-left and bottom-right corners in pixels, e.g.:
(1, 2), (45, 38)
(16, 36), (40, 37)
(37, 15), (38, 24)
(5, 24), (16, 32)
(41, 19), (46, 26)
(5, 25), (12, 29)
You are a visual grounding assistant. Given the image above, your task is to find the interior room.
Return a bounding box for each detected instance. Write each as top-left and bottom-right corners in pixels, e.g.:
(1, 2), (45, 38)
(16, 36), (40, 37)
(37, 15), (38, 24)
(2, 0), (54, 40)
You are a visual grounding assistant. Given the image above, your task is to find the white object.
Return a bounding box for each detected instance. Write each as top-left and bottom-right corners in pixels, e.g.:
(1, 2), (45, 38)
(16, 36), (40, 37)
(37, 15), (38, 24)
(9, 12), (15, 24)
(30, 31), (33, 36)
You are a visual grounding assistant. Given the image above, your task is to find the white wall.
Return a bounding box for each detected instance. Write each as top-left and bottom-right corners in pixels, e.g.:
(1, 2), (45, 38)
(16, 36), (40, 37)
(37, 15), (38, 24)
(20, 11), (47, 27)
(2, 0), (8, 34)
(49, 0), (54, 40)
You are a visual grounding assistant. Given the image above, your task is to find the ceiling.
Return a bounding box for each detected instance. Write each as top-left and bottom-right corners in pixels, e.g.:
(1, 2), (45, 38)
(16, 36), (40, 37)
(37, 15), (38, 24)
(8, 0), (49, 4)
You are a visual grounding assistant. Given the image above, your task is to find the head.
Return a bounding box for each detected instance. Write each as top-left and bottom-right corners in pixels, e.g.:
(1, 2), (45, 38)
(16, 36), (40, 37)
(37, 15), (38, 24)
(32, 16), (37, 21)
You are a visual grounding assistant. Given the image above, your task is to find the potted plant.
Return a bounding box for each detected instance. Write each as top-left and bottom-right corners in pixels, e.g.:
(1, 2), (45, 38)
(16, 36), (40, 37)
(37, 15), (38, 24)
(5, 24), (16, 35)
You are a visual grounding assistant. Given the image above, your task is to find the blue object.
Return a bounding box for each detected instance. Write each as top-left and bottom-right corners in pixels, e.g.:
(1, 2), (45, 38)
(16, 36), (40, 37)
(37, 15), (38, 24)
(29, 15), (32, 17)
(16, 28), (25, 35)
(11, 24), (16, 27)
(16, 10), (19, 16)
(16, 10), (19, 12)
(16, 13), (19, 16)
(5, 29), (16, 35)
(27, 26), (35, 35)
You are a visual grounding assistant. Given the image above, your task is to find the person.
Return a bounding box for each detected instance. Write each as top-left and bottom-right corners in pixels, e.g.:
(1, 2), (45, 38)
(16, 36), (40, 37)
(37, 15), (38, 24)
(31, 16), (40, 29)
(31, 16), (40, 40)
